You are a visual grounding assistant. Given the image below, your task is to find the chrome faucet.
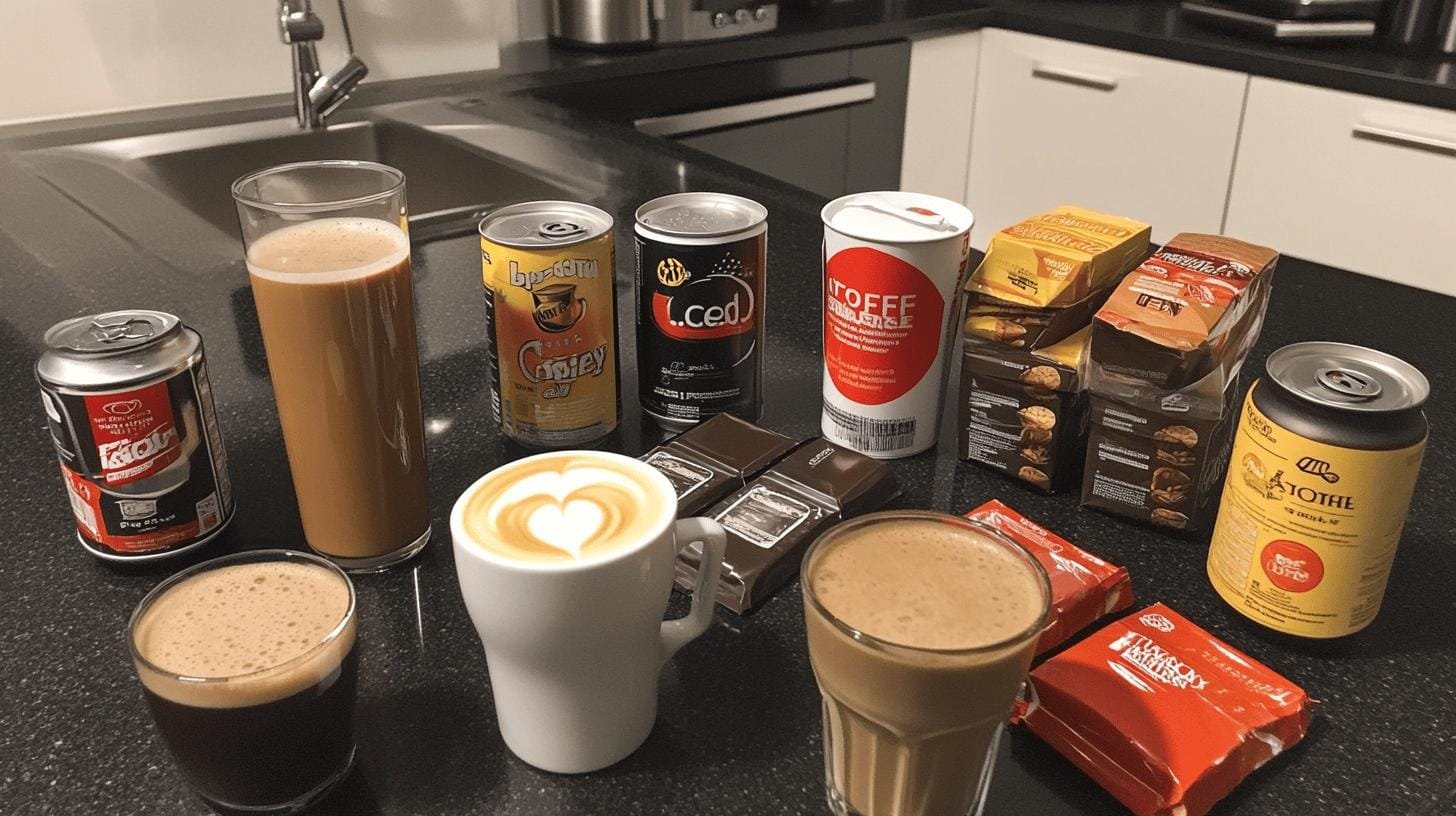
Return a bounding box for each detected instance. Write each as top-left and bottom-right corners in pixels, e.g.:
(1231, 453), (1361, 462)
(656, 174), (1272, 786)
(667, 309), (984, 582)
(278, 0), (369, 129)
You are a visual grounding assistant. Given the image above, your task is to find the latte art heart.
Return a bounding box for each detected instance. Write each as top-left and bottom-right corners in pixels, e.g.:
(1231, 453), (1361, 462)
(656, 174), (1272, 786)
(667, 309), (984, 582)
(462, 455), (663, 563)
(525, 499), (604, 559)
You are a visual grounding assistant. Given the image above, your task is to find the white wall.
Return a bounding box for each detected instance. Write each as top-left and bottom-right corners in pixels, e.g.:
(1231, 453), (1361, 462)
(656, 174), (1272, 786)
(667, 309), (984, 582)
(1, 0), (510, 126)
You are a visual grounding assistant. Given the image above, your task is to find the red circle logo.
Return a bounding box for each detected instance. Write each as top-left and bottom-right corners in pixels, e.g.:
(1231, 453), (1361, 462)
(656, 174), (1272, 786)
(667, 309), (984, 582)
(823, 247), (945, 405)
(1260, 539), (1324, 593)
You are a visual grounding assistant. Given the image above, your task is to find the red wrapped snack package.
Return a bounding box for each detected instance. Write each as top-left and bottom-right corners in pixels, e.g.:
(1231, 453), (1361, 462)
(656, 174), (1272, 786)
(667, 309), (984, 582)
(1020, 603), (1314, 816)
(964, 500), (1132, 654)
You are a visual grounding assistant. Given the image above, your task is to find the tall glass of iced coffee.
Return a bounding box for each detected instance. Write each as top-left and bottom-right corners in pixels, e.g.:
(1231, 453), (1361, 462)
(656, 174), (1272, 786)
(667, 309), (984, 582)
(803, 511), (1051, 816)
(233, 161), (430, 571)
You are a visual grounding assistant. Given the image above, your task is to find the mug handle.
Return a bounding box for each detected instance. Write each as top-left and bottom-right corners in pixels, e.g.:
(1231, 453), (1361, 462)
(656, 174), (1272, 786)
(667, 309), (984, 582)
(659, 516), (726, 661)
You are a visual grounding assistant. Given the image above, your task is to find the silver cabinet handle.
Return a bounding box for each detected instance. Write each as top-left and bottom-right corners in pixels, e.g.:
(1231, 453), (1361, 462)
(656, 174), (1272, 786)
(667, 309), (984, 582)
(1352, 123), (1456, 157)
(634, 82), (877, 137)
(1030, 62), (1119, 92)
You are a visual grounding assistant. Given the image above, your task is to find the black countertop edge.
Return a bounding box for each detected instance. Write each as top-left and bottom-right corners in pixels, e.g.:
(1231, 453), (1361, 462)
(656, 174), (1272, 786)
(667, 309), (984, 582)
(985, 1), (1456, 112)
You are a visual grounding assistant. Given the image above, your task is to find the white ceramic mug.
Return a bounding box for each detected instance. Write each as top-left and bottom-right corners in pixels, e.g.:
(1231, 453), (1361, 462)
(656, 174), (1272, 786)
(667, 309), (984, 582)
(450, 450), (727, 774)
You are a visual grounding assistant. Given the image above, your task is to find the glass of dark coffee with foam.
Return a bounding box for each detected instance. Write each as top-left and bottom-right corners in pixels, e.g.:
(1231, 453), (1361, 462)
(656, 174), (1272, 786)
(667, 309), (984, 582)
(127, 549), (358, 814)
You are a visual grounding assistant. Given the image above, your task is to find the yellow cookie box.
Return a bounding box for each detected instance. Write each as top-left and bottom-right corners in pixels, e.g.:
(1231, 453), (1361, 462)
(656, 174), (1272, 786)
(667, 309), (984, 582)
(969, 206), (1151, 309)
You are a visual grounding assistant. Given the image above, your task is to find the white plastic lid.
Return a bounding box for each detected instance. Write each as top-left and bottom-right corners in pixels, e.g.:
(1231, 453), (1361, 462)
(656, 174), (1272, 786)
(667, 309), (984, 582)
(822, 191), (974, 243)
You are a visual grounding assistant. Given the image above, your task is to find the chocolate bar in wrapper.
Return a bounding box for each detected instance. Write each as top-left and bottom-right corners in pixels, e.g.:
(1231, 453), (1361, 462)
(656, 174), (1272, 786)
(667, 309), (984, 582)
(642, 413), (797, 517)
(676, 439), (899, 613)
(963, 500), (1132, 653)
(1019, 603), (1313, 816)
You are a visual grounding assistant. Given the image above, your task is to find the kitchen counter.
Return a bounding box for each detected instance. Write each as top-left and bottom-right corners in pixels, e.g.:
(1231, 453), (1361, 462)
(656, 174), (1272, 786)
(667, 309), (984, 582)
(1, 90), (1453, 816)
(495, 0), (1456, 111)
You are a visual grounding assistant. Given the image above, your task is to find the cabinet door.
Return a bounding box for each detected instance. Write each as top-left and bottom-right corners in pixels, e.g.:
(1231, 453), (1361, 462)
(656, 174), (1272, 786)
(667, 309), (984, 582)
(1226, 78), (1456, 295)
(900, 31), (980, 204)
(965, 29), (1247, 248)
(680, 109), (851, 199)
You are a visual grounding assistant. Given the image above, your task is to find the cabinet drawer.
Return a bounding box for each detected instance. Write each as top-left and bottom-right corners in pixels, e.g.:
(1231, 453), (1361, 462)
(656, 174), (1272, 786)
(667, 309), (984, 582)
(965, 29), (1246, 247)
(1225, 78), (1456, 295)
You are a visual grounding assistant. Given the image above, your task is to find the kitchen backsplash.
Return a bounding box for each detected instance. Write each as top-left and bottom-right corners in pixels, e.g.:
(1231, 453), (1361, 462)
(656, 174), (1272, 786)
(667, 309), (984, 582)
(2, 0), (514, 126)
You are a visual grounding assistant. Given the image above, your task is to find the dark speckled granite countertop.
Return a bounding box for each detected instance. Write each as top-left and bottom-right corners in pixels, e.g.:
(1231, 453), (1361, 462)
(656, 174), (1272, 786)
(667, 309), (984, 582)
(0, 84), (1453, 815)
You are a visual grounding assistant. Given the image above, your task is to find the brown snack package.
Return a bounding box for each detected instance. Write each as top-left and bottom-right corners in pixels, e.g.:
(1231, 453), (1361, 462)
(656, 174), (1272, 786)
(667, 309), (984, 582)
(962, 500), (1133, 653)
(641, 413), (797, 517)
(1080, 372), (1240, 532)
(960, 327), (1091, 494)
(1092, 233), (1278, 390)
(964, 285), (1112, 351)
(969, 206), (1152, 310)
(674, 439), (900, 613)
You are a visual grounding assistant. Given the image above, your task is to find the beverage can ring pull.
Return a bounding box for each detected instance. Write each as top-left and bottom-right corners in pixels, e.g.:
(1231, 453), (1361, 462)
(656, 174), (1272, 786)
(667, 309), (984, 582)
(89, 318), (156, 345)
(1317, 367), (1382, 400)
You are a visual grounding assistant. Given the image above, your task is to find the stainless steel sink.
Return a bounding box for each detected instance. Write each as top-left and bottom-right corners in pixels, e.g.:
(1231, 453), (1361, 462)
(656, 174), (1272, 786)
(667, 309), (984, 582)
(16, 98), (610, 250)
(118, 119), (572, 238)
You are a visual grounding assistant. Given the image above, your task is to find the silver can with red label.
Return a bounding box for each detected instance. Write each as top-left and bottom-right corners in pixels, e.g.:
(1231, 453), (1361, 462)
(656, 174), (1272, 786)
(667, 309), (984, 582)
(35, 310), (235, 561)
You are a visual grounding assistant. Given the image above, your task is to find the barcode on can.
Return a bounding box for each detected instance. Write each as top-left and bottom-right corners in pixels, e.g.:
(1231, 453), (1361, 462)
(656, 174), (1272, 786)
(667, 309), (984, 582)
(824, 402), (916, 453)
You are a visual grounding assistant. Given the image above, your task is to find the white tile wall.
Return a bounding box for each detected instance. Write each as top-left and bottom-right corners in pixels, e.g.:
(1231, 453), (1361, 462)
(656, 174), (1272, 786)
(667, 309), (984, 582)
(1, 0), (511, 126)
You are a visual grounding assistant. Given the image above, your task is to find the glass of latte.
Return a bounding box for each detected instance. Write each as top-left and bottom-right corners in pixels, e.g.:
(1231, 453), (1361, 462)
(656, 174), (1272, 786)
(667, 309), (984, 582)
(127, 549), (359, 814)
(232, 161), (431, 572)
(803, 511), (1051, 816)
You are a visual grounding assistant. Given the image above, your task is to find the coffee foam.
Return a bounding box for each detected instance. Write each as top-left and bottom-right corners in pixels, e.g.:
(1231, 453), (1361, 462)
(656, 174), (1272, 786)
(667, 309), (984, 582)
(460, 452), (670, 563)
(246, 217), (409, 285)
(810, 519), (1046, 651)
(133, 560), (354, 708)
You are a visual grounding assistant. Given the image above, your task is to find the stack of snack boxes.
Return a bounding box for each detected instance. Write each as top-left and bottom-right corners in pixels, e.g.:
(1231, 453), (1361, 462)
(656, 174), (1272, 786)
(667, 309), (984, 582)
(958, 206), (1150, 493)
(1081, 233), (1279, 531)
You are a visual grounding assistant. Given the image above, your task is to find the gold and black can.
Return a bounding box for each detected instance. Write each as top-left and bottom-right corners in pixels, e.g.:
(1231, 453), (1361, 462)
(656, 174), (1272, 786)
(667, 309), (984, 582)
(480, 202), (619, 448)
(1208, 341), (1429, 638)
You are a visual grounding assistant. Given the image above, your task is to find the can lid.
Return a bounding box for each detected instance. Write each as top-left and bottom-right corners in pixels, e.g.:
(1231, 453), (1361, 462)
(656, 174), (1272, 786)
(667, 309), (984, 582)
(479, 201), (613, 248)
(822, 191), (973, 244)
(44, 310), (180, 355)
(1266, 341), (1429, 414)
(635, 192), (767, 238)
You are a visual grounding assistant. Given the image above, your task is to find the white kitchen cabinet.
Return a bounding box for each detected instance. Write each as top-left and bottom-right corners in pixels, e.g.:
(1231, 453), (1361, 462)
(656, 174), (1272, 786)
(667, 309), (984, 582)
(1226, 78), (1456, 295)
(965, 29), (1247, 248)
(899, 31), (980, 206)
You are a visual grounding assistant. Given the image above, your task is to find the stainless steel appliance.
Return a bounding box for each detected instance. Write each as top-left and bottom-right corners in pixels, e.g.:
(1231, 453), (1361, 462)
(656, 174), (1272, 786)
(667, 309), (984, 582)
(549, 0), (778, 49)
(1180, 0), (1379, 40)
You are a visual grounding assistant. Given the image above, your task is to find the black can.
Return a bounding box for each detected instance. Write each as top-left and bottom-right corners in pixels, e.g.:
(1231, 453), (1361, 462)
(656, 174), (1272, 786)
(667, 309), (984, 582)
(634, 192), (768, 430)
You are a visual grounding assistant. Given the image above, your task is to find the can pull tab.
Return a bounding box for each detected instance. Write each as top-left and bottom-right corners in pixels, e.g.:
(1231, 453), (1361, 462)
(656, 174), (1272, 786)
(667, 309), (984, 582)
(538, 221), (586, 241)
(88, 317), (156, 345)
(1316, 367), (1382, 400)
(844, 200), (959, 232)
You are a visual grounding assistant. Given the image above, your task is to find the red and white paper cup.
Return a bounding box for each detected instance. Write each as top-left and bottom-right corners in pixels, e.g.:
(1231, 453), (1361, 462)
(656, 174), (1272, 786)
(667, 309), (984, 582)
(820, 192), (973, 459)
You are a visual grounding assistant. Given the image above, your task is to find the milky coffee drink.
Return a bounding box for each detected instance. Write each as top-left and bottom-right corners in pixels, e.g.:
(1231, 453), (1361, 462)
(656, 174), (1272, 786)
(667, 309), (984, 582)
(130, 554), (358, 811)
(460, 451), (671, 563)
(804, 513), (1050, 816)
(247, 218), (430, 566)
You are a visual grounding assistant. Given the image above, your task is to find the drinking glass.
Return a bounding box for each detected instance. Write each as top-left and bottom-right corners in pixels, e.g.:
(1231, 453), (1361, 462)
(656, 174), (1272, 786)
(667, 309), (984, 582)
(802, 511), (1051, 816)
(233, 161), (430, 571)
(128, 549), (359, 814)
